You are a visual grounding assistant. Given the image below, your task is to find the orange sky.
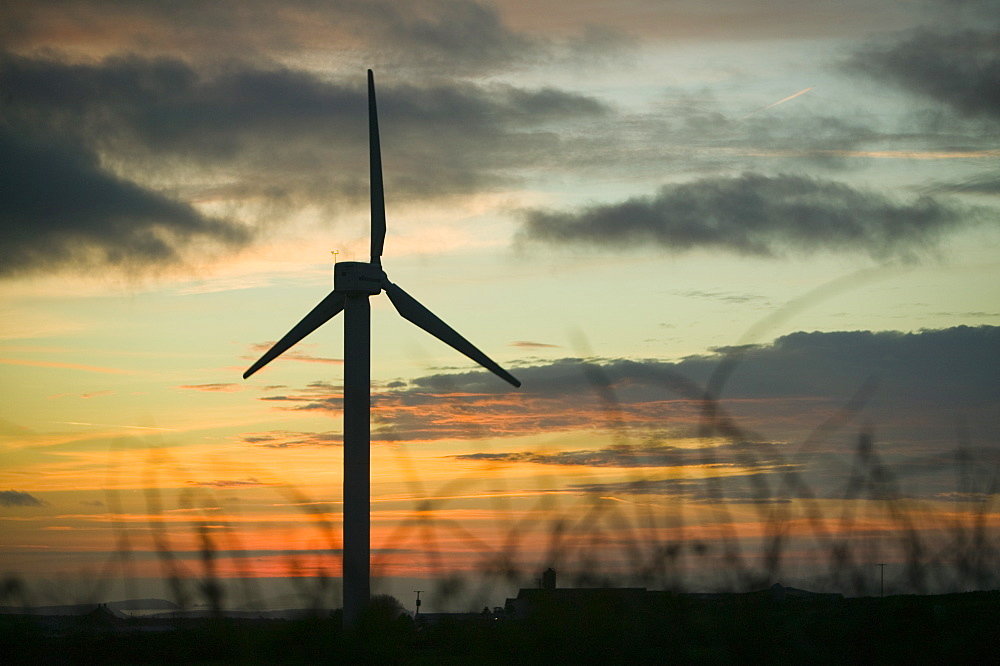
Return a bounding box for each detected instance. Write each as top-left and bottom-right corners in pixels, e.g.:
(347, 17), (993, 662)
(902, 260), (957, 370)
(2, 0), (999, 609)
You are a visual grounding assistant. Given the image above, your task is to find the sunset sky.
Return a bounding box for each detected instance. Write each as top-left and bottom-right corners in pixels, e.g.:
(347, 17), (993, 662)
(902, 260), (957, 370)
(2, 0), (998, 609)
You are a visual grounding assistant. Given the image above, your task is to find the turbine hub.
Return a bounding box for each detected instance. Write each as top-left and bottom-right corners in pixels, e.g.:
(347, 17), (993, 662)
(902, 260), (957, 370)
(334, 261), (385, 295)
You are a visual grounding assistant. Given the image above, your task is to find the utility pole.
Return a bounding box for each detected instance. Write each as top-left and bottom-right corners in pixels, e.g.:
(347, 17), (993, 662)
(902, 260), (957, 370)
(877, 563), (887, 598)
(414, 590), (423, 618)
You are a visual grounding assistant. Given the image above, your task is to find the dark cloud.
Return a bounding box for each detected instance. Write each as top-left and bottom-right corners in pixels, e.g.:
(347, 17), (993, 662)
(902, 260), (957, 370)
(726, 325), (998, 406)
(559, 436), (1000, 505)
(0, 53), (255, 278)
(240, 431), (343, 448)
(740, 114), (883, 160)
(0, 51), (368, 202)
(241, 326), (998, 514)
(518, 173), (973, 259)
(178, 383), (242, 392)
(186, 478), (270, 488)
(366, 79), (611, 197)
(253, 326), (999, 448)
(0, 0), (555, 76)
(673, 290), (771, 305)
(569, 472), (799, 504)
(928, 311), (1000, 319)
(372, 0), (541, 74)
(0, 127), (250, 278)
(594, 87), (899, 174)
(562, 89), (992, 183)
(1, 50), (611, 278)
(927, 174), (1000, 197)
(0, 0), (927, 65)
(455, 440), (790, 470)
(462, 438), (1000, 507)
(0, 490), (46, 507)
(0, 50), (608, 162)
(509, 340), (560, 348)
(848, 28), (1000, 121)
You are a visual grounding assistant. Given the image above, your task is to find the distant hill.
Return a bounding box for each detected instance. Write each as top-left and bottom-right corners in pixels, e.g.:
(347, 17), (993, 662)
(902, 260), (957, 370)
(0, 598), (179, 616)
(107, 598), (179, 611)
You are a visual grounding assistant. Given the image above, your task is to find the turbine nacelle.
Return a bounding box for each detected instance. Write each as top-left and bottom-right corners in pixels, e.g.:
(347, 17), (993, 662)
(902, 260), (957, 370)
(335, 261), (386, 295)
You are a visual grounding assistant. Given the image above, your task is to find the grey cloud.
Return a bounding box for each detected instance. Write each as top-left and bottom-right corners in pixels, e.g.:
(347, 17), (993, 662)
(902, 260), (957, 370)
(178, 383), (242, 392)
(560, 24), (632, 64)
(373, 0), (541, 74)
(187, 478), (270, 488)
(615, 88), (890, 171)
(417, 325), (999, 407)
(847, 28), (1000, 121)
(518, 173), (971, 259)
(0, 0), (553, 76)
(509, 340), (560, 348)
(569, 472), (799, 504)
(447, 326), (992, 405)
(0, 128), (249, 278)
(741, 114), (882, 159)
(563, 437), (1000, 505)
(0, 50), (610, 277)
(673, 290), (770, 305)
(467, 437), (1000, 506)
(501, 86), (608, 120)
(249, 323), (997, 514)
(0, 0), (924, 63)
(738, 326), (999, 405)
(371, 79), (611, 196)
(0, 50), (609, 145)
(927, 174), (1000, 196)
(258, 326), (999, 448)
(0, 490), (46, 507)
(578, 91), (987, 181)
(455, 440), (790, 470)
(240, 431), (343, 448)
(1, 49), (609, 200)
(0, 51), (366, 168)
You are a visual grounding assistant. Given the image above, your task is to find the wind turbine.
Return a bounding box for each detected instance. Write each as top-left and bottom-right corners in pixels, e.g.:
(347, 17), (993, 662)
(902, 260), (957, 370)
(243, 70), (521, 627)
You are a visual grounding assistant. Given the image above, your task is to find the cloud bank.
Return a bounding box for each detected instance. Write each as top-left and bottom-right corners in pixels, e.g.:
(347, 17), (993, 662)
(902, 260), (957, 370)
(519, 173), (972, 259)
(241, 325), (999, 507)
(248, 325), (999, 446)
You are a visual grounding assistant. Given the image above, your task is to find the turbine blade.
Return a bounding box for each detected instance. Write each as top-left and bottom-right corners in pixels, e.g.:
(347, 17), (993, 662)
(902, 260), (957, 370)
(243, 290), (347, 379)
(383, 281), (521, 387)
(368, 69), (386, 266)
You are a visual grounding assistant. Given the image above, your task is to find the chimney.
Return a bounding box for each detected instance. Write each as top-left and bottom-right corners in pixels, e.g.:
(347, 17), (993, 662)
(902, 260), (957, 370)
(542, 567), (556, 590)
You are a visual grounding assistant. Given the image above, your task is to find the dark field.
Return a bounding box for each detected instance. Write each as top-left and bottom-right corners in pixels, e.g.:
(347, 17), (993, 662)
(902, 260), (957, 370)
(3, 590), (997, 664)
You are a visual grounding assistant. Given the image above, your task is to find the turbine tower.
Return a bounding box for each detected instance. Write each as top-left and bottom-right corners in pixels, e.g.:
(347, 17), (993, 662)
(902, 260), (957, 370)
(243, 70), (520, 627)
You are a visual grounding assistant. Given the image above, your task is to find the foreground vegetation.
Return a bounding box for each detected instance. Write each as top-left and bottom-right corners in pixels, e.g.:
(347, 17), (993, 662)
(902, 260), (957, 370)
(2, 590), (997, 664)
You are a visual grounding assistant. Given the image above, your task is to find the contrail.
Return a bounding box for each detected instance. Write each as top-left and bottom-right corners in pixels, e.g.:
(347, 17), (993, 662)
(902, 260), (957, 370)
(744, 86), (815, 118)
